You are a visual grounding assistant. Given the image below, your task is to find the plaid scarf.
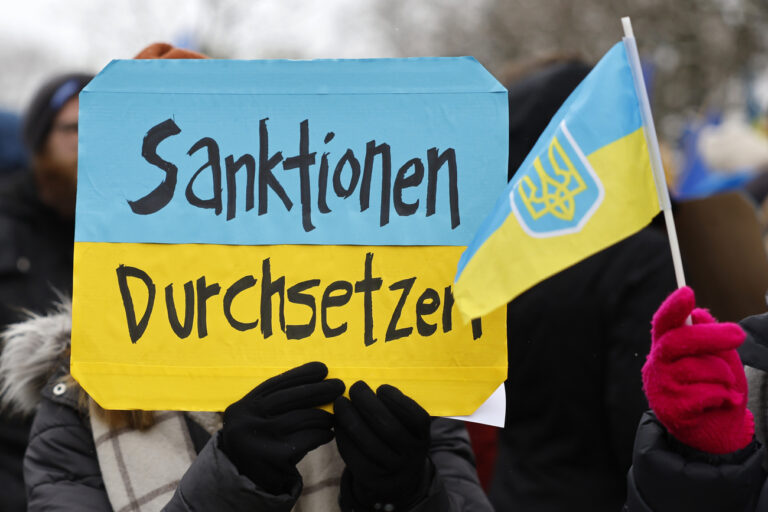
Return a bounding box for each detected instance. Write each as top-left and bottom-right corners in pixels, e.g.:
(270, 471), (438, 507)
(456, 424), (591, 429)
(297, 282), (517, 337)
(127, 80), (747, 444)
(90, 404), (344, 512)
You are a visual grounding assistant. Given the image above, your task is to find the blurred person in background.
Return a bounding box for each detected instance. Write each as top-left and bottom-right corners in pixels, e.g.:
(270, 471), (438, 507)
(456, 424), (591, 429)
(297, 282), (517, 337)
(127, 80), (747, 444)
(0, 110), (27, 175)
(0, 72), (92, 326)
(486, 57), (677, 512)
(0, 72), (92, 512)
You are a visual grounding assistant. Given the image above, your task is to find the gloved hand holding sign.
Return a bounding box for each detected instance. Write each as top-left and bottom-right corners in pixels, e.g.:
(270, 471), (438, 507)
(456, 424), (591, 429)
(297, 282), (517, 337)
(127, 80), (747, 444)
(334, 381), (433, 511)
(642, 286), (754, 454)
(220, 361), (345, 495)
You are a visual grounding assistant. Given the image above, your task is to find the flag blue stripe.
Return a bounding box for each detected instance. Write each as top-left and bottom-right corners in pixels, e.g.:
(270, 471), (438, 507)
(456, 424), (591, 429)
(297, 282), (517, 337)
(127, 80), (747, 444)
(456, 42), (641, 279)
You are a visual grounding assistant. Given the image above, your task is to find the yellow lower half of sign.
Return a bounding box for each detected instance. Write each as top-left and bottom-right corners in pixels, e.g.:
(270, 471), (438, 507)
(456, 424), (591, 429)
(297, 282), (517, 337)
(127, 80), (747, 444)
(72, 242), (507, 415)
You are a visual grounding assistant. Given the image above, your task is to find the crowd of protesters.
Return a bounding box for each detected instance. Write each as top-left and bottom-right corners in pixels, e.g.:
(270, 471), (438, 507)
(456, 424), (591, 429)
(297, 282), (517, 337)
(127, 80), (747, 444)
(0, 41), (768, 512)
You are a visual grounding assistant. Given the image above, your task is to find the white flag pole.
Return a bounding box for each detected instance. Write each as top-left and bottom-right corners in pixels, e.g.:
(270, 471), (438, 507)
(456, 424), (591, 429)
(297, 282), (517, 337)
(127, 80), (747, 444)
(622, 17), (690, 321)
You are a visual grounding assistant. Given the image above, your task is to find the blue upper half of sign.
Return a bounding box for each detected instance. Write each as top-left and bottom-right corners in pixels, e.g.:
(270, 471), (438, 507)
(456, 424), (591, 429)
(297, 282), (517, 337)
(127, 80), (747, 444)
(84, 57), (507, 95)
(75, 57), (508, 246)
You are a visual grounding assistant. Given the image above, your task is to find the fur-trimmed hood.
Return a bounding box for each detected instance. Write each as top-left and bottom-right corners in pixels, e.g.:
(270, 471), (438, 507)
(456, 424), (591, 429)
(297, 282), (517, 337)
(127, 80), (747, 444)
(0, 301), (72, 416)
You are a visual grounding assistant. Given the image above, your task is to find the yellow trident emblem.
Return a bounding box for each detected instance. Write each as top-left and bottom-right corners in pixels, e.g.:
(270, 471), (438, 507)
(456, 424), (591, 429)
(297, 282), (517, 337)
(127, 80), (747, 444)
(517, 135), (587, 221)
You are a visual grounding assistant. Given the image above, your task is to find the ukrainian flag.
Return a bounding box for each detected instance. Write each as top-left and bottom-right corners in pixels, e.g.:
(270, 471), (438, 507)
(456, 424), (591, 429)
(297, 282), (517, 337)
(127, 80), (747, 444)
(454, 42), (661, 319)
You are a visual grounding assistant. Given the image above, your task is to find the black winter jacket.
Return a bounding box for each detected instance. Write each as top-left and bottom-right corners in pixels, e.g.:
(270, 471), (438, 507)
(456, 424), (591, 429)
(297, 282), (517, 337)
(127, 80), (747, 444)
(490, 225), (676, 512)
(0, 304), (493, 512)
(0, 171), (75, 512)
(0, 171), (73, 326)
(624, 412), (766, 512)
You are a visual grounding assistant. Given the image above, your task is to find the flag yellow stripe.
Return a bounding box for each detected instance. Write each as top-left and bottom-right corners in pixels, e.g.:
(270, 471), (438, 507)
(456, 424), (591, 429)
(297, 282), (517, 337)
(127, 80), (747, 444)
(454, 127), (659, 319)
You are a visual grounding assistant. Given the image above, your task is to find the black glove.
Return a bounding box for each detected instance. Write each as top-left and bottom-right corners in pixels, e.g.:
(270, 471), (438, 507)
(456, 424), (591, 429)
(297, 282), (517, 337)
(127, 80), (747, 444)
(220, 361), (345, 495)
(334, 381), (432, 511)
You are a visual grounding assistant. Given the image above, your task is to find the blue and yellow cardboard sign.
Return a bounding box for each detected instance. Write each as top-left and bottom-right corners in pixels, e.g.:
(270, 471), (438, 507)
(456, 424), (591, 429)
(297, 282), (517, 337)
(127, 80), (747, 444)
(72, 57), (509, 415)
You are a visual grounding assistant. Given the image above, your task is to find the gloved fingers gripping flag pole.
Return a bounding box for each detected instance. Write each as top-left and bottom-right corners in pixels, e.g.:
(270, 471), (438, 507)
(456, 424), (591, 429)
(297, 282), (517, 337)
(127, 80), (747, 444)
(453, 17), (689, 322)
(622, 16), (690, 324)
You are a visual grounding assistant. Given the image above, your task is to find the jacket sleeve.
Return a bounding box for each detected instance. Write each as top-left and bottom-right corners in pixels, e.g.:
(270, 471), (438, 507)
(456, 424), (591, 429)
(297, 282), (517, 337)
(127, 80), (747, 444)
(24, 396), (113, 511)
(624, 411), (766, 512)
(26, 394), (302, 512)
(163, 432), (301, 512)
(408, 418), (493, 512)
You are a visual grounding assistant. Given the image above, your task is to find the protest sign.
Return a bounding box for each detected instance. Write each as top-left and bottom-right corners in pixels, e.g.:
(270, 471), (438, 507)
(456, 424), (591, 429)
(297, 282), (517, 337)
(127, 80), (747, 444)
(72, 57), (508, 417)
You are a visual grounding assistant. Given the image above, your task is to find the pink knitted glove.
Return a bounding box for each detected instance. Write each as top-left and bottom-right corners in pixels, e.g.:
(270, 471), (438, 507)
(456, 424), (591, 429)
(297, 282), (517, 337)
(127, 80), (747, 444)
(642, 286), (754, 454)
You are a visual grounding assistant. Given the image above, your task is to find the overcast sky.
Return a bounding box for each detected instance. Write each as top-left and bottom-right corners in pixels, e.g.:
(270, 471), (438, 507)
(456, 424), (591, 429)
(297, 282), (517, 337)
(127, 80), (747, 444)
(0, 0), (397, 110)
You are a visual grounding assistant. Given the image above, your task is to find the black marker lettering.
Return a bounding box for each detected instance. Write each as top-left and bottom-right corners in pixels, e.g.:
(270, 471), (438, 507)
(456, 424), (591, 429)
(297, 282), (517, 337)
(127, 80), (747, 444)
(224, 153), (256, 220)
(223, 275), (258, 331)
(195, 276), (221, 338)
(258, 118), (292, 214)
(415, 287), (440, 336)
(260, 258), (286, 338)
(283, 120), (317, 232)
(185, 137), (223, 215)
(354, 252), (382, 346)
(333, 149), (360, 198)
(165, 281), (194, 339)
(442, 286), (455, 333)
(321, 280), (352, 337)
(386, 277), (415, 342)
(129, 118), (181, 215)
(360, 141), (392, 228)
(427, 147), (460, 229)
(471, 318), (482, 340)
(116, 264), (156, 343)
(318, 152), (332, 214)
(393, 157), (423, 217)
(317, 132), (334, 214)
(286, 279), (320, 340)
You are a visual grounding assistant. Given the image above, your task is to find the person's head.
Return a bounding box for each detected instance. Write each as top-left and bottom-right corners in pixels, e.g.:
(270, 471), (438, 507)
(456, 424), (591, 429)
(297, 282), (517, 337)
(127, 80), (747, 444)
(23, 73), (93, 218)
(503, 55), (590, 181)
